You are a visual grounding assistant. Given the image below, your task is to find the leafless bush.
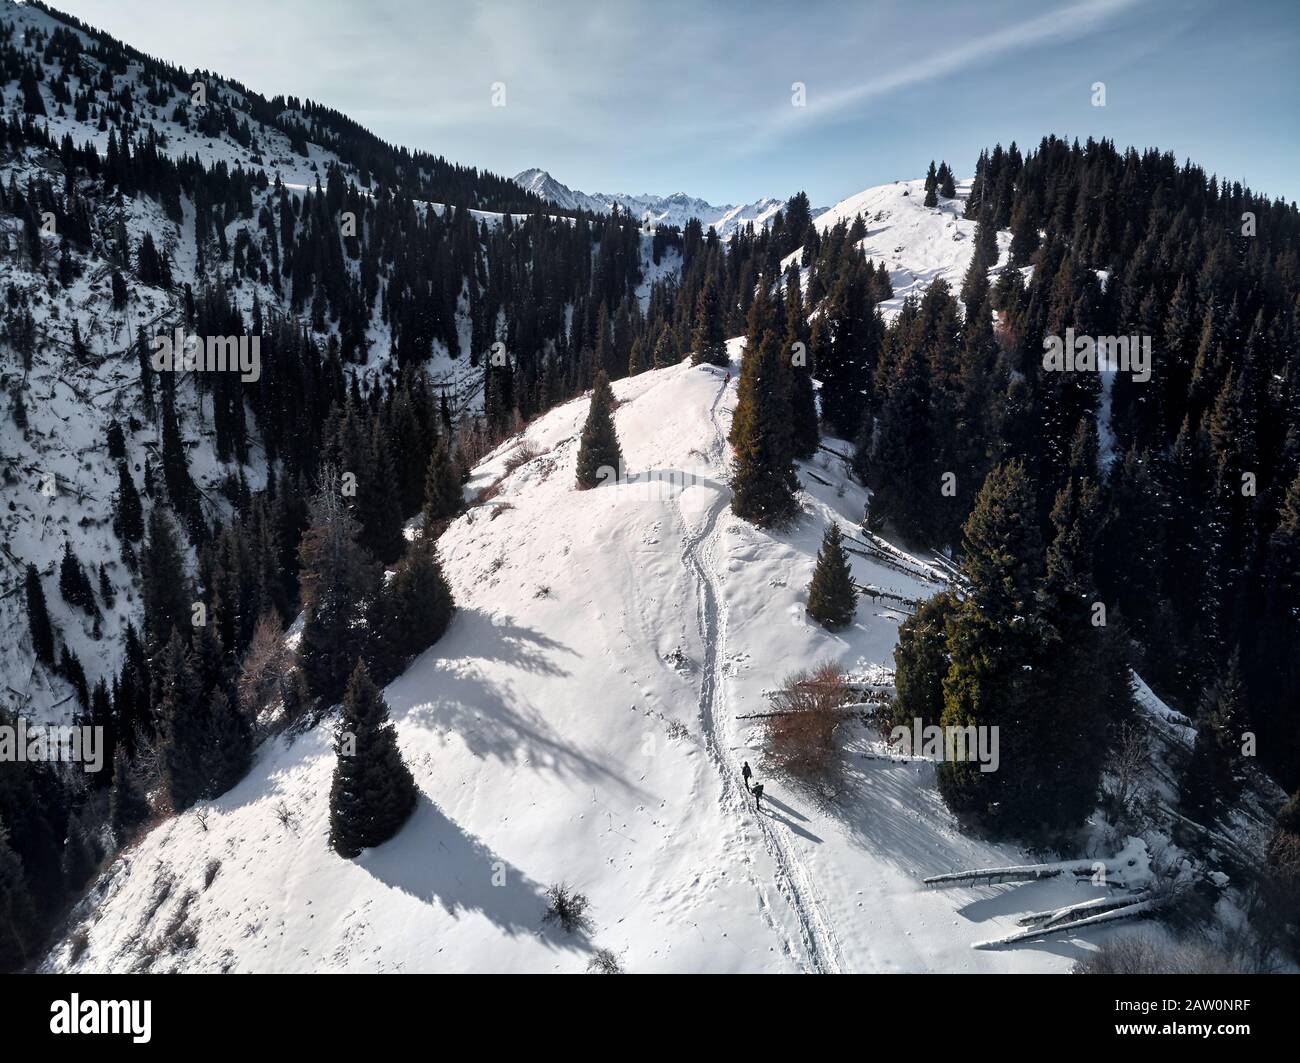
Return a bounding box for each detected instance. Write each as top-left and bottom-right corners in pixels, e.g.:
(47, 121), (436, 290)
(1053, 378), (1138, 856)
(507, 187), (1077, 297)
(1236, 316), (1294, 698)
(542, 882), (592, 935)
(272, 800), (296, 831)
(765, 662), (855, 791)
(1072, 931), (1250, 974)
(163, 891), (199, 954)
(203, 858), (221, 890)
(1102, 721), (1152, 826)
(238, 609), (296, 720)
(587, 947), (624, 973)
(504, 440), (541, 474)
(142, 867), (175, 924)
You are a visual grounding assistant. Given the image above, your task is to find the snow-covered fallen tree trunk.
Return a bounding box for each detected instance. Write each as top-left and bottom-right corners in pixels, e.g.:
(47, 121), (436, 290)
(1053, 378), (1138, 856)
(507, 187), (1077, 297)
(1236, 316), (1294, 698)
(924, 857), (1115, 887)
(924, 839), (1150, 889)
(1016, 890), (1154, 928)
(973, 897), (1163, 950)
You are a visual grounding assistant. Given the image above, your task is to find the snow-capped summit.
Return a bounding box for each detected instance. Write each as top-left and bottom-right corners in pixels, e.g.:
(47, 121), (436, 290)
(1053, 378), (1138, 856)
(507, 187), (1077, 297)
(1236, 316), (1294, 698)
(513, 167), (797, 237)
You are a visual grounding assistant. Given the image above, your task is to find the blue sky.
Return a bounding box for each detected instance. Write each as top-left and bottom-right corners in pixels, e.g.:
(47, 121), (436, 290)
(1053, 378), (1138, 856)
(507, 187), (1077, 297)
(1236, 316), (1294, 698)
(52, 0), (1300, 208)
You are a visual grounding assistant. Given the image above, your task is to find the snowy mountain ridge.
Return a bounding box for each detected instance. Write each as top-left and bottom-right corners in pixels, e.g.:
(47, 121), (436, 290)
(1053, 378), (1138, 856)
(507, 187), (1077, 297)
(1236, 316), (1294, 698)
(514, 166), (809, 238)
(2, 1), (1241, 976)
(44, 345), (1149, 974)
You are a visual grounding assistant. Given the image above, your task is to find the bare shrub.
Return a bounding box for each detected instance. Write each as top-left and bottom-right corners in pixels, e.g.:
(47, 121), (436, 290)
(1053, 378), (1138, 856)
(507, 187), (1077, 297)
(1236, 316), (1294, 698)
(203, 858), (221, 890)
(542, 882), (592, 935)
(1072, 930), (1249, 974)
(1102, 721), (1152, 826)
(765, 662), (855, 790)
(163, 890), (199, 954)
(272, 800), (296, 831)
(587, 947), (624, 973)
(503, 440), (541, 474)
(237, 609), (293, 719)
(142, 867), (175, 924)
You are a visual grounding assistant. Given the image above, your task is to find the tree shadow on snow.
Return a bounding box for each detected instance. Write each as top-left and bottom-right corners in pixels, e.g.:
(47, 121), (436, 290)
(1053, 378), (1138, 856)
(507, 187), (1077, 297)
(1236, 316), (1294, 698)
(360, 792), (594, 953)
(389, 609), (651, 799)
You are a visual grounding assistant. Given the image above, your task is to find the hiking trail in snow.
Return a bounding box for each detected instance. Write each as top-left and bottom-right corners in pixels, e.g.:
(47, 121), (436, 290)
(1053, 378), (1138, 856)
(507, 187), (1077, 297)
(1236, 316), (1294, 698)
(679, 368), (846, 974)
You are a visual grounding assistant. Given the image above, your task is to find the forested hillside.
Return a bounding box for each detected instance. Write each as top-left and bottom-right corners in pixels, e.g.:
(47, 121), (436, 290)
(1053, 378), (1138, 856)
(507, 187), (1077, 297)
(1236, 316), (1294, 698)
(1, 0), (1297, 975)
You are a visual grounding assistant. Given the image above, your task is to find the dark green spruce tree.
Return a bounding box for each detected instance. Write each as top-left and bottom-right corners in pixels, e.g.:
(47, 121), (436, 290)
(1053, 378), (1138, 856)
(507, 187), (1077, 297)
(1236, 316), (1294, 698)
(806, 523), (858, 629)
(784, 267), (820, 459)
(690, 274), (728, 367)
(575, 370), (622, 490)
(370, 535), (455, 684)
(298, 468), (381, 705)
(1182, 650), (1247, 821)
(24, 564), (55, 666)
(937, 461), (1050, 831)
(155, 630), (206, 812)
(0, 815), (37, 972)
(328, 661), (418, 858)
(109, 750), (151, 842)
(421, 442), (462, 529)
(729, 330), (800, 528)
(923, 160), (939, 207)
(890, 592), (957, 731)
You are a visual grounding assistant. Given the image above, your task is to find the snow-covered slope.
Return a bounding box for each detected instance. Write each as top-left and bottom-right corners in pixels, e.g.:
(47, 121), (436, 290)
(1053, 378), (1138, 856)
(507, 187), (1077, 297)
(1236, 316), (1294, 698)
(0, 0), (527, 715)
(514, 167), (799, 238)
(788, 178), (1011, 318)
(46, 345), (1137, 973)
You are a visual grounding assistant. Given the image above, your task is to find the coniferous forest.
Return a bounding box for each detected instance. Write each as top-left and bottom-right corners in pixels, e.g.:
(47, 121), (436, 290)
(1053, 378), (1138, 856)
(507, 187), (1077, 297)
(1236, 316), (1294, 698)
(0, 0), (1297, 987)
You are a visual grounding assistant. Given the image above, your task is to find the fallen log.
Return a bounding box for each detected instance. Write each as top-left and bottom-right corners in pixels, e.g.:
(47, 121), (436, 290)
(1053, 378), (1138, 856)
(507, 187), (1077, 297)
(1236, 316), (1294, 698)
(925, 856), (1128, 887)
(974, 898), (1162, 949)
(1016, 890), (1154, 928)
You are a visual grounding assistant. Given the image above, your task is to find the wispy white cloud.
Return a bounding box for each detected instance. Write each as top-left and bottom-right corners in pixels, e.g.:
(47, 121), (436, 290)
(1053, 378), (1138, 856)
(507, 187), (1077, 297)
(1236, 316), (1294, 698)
(744, 0), (1140, 150)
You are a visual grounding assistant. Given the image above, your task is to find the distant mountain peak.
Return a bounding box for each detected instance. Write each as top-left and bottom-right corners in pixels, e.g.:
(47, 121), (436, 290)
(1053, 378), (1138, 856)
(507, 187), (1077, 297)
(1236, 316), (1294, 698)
(513, 167), (796, 238)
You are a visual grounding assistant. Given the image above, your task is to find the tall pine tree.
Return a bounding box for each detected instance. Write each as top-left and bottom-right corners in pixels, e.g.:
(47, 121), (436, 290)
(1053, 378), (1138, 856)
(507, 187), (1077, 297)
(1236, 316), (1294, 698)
(806, 523), (857, 629)
(729, 331), (800, 528)
(328, 661), (418, 858)
(575, 371), (623, 490)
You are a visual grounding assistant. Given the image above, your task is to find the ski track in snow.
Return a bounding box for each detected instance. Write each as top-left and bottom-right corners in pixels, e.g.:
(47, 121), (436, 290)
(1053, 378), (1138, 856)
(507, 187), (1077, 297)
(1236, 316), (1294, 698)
(680, 371), (845, 974)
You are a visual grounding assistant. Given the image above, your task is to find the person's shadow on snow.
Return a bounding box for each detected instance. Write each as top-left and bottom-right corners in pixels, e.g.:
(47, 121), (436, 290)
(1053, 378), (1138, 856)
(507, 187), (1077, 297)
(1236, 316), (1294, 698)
(757, 792), (824, 844)
(358, 792), (594, 952)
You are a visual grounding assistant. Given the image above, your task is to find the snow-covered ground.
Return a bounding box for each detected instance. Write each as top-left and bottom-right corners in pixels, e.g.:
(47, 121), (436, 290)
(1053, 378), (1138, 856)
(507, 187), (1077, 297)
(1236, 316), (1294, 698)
(786, 178), (1011, 319)
(4, 0), (1195, 976)
(47, 345), (1143, 973)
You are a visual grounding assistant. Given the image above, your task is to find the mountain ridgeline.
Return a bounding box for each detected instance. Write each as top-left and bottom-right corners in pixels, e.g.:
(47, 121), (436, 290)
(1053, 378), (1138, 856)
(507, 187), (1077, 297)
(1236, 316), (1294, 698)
(0, 0), (1297, 972)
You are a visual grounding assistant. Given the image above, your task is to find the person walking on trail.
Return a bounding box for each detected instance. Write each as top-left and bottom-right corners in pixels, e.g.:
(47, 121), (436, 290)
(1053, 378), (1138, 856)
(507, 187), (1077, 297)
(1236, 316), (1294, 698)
(742, 761), (752, 790)
(753, 783), (764, 810)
